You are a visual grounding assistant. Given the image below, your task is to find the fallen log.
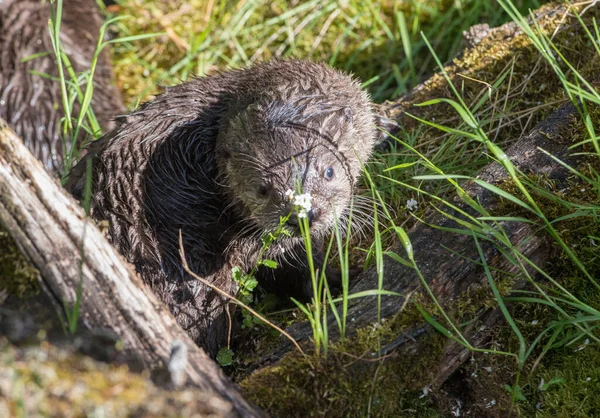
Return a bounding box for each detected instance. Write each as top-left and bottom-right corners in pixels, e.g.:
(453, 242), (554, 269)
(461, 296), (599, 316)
(0, 119), (265, 418)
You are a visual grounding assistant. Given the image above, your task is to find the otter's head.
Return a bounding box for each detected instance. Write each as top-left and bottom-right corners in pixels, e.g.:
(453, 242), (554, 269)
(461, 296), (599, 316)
(215, 67), (375, 240)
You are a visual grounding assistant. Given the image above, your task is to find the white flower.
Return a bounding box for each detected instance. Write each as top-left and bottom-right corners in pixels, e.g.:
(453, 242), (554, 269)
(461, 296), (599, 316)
(531, 320), (539, 325)
(406, 198), (418, 211)
(285, 190), (313, 218)
(293, 193), (312, 217)
(285, 189), (295, 200)
(294, 193), (312, 208)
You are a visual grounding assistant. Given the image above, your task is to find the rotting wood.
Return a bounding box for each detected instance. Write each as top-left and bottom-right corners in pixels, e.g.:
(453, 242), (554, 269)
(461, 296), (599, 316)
(0, 119), (266, 418)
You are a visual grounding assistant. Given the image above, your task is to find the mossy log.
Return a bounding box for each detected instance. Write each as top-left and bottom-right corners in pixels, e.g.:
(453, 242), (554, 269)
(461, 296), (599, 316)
(0, 339), (236, 418)
(0, 119), (265, 418)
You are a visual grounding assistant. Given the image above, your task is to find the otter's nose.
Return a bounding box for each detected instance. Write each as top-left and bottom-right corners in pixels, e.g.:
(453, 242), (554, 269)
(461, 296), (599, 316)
(287, 209), (315, 229)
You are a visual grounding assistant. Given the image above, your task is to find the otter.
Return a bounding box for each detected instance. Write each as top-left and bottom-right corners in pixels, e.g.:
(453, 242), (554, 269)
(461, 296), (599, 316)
(68, 60), (377, 356)
(0, 0), (125, 175)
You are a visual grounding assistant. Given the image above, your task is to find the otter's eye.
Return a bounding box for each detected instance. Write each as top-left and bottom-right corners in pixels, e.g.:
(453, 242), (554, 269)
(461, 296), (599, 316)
(257, 183), (269, 197)
(324, 166), (335, 180)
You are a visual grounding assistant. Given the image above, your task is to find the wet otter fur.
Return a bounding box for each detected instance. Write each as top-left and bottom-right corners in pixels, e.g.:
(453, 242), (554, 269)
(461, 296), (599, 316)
(68, 60), (377, 356)
(0, 0), (124, 175)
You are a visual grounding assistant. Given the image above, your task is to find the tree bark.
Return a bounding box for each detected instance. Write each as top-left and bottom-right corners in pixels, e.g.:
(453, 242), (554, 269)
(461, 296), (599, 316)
(0, 119), (265, 418)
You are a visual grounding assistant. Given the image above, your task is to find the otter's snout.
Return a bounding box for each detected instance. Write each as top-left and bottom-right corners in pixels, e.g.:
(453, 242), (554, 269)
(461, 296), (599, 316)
(286, 209), (316, 229)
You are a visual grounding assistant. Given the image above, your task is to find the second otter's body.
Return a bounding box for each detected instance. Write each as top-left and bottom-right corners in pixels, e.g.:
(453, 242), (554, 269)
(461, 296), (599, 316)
(69, 60), (376, 355)
(0, 0), (124, 175)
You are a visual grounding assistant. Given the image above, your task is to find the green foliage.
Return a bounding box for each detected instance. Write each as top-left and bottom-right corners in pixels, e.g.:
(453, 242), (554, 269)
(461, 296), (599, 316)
(232, 266), (260, 329)
(520, 346), (600, 417)
(345, 2), (600, 415)
(62, 277), (83, 335)
(242, 314), (447, 418)
(539, 377), (566, 391)
(505, 383), (527, 403)
(217, 347), (235, 367)
(109, 0), (543, 105)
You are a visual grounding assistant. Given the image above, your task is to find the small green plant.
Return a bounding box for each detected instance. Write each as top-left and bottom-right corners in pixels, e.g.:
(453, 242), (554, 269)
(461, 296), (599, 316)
(47, 0), (160, 182)
(231, 266), (260, 329)
(505, 383), (527, 403)
(62, 277), (83, 335)
(214, 213), (302, 365)
(538, 377), (566, 392)
(288, 185), (402, 357)
(231, 215), (292, 330)
(216, 347), (234, 367)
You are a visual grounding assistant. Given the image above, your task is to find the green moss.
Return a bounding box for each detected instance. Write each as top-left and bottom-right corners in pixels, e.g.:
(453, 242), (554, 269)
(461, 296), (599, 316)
(0, 226), (39, 297)
(241, 319), (447, 418)
(0, 339), (231, 417)
(520, 346), (600, 417)
(239, 299), (451, 417)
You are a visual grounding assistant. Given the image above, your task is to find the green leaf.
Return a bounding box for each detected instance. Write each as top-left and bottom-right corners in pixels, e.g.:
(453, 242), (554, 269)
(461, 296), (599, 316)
(21, 51), (52, 63)
(473, 179), (534, 213)
(412, 174), (470, 180)
(393, 226), (414, 261)
(541, 377), (565, 391)
(332, 289), (404, 302)
(216, 347), (234, 367)
(416, 305), (452, 337)
(231, 266), (243, 281)
(504, 384), (527, 402)
(383, 251), (414, 268)
(415, 98), (479, 129)
(384, 161), (419, 171)
(405, 112), (481, 141)
(242, 312), (254, 329)
(261, 259), (278, 269)
(244, 277), (259, 292)
(105, 32), (165, 45)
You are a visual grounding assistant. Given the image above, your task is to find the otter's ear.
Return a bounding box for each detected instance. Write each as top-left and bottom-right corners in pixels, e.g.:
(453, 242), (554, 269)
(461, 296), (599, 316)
(373, 113), (400, 150)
